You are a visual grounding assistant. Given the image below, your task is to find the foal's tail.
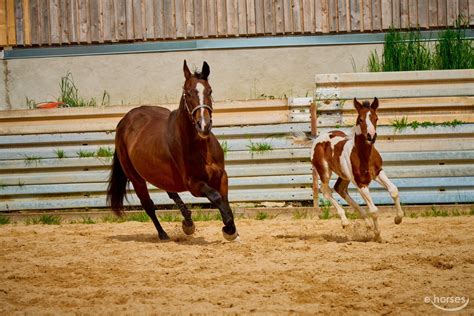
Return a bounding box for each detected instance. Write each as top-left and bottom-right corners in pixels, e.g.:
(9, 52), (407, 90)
(106, 152), (128, 217)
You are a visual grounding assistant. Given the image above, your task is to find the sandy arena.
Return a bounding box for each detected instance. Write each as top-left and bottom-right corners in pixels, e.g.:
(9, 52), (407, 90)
(0, 214), (473, 314)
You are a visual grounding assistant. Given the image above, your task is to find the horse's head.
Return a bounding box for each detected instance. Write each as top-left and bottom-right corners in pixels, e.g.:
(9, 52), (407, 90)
(354, 97), (379, 144)
(182, 60), (213, 138)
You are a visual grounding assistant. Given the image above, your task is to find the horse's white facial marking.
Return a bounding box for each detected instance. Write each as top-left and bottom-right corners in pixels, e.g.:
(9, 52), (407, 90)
(196, 82), (207, 132)
(366, 111), (376, 138)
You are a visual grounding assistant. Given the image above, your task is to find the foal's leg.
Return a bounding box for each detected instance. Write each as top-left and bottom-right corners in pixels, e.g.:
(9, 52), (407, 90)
(334, 178), (374, 230)
(375, 170), (404, 224)
(167, 192), (196, 235)
(356, 186), (382, 241)
(132, 180), (170, 240)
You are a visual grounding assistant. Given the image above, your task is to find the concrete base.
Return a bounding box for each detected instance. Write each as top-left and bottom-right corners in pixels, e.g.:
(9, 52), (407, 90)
(0, 43), (380, 110)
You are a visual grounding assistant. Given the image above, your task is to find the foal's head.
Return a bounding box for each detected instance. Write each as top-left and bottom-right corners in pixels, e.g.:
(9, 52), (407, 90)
(354, 97), (379, 144)
(182, 60), (213, 138)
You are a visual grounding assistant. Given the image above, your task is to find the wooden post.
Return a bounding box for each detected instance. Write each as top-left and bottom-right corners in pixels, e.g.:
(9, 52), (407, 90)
(310, 102), (319, 210)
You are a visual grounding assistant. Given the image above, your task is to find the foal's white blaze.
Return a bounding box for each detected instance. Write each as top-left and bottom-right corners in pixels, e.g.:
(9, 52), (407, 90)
(366, 111), (376, 138)
(196, 83), (207, 132)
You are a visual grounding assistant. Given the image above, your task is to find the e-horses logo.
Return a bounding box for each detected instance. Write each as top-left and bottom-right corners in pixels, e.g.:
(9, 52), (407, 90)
(424, 295), (470, 312)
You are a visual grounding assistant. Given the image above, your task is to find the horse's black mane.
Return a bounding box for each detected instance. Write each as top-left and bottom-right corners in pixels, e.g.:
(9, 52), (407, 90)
(362, 101), (371, 108)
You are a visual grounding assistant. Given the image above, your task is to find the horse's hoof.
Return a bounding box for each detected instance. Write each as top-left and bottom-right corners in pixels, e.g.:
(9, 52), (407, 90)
(182, 220), (196, 235)
(159, 233), (171, 241)
(394, 216), (403, 225)
(222, 228), (239, 241)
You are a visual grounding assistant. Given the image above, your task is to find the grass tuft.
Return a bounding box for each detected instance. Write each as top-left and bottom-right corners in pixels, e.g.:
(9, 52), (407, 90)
(318, 198), (332, 220)
(158, 213), (181, 222)
(293, 209), (309, 220)
(96, 146), (114, 158)
(247, 140), (273, 154)
(0, 214), (11, 225)
(126, 212), (150, 222)
(26, 215), (62, 225)
(192, 212), (222, 221)
(55, 149), (66, 159)
(77, 149), (95, 158)
(23, 155), (42, 166)
(80, 216), (96, 224)
(58, 72), (97, 107)
(255, 211), (269, 220)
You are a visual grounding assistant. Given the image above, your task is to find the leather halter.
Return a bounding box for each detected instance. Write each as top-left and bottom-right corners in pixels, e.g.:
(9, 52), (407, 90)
(182, 92), (213, 122)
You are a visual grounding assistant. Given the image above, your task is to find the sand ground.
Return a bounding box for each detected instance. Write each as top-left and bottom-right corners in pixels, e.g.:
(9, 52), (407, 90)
(0, 214), (473, 315)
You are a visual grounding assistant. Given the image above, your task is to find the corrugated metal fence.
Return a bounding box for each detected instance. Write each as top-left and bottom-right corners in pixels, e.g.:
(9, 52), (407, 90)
(1, 0), (474, 47)
(0, 70), (473, 211)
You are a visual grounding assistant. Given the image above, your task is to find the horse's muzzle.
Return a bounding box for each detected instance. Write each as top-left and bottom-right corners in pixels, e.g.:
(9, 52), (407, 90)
(367, 133), (377, 144)
(196, 120), (212, 138)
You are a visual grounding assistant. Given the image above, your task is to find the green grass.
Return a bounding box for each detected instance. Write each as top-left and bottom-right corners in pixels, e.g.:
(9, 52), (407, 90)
(159, 213), (181, 222)
(101, 215), (126, 223)
(0, 182), (5, 190)
(318, 198), (332, 220)
(421, 206), (450, 217)
(392, 116), (466, 132)
(96, 146), (114, 158)
(293, 209), (309, 220)
(26, 97), (37, 109)
(126, 212), (150, 222)
(192, 212), (222, 221)
(255, 211), (269, 220)
(434, 17), (474, 70)
(80, 216), (96, 224)
(367, 18), (473, 72)
(220, 141), (229, 156)
(247, 140), (273, 154)
(17, 180), (25, 187)
(26, 215), (62, 225)
(0, 214), (11, 225)
(77, 149), (95, 158)
(55, 149), (66, 159)
(23, 155), (41, 166)
(58, 72), (97, 107)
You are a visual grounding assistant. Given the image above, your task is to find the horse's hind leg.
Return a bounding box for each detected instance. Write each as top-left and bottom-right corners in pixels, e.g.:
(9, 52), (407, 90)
(334, 177), (374, 231)
(132, 179), (170, 240)
(375, 170), (404, 224)
(167, 192), (195, 235)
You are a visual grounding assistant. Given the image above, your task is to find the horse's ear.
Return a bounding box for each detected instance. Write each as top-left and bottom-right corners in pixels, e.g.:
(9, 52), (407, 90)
(371, 97), (379, 110)
(201, 61), (210, 80)
(353, 98), (363, 111)
(183, 60), (192, 80)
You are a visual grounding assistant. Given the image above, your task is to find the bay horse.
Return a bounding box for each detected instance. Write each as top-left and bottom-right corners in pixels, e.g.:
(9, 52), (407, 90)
(311, 98), (404, 241)
(107, 60), (238, 241)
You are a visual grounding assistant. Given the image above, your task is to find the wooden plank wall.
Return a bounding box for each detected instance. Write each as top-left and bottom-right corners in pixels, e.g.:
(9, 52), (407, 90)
(0, 0), (473, 47)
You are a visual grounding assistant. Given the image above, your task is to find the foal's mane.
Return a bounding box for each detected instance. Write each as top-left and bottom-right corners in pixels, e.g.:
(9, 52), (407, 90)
(362, 101), (371, 108)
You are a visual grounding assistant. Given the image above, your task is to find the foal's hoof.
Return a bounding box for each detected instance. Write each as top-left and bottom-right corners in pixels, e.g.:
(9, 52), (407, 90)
(182, 220), (196, 235)
(394, 216), (403, 225)
(222, 226), (239, 241)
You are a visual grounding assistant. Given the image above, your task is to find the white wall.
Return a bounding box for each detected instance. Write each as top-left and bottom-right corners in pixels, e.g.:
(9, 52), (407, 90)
(0, 43), (381, 110)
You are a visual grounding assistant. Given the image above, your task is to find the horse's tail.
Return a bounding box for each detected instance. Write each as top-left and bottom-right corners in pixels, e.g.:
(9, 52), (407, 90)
(290, 131), (314, 147)
(106, 152), (128, 217)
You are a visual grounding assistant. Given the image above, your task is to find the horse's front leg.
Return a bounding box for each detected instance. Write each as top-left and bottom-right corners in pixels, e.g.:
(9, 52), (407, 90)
(167, 192), (195, 235)
(189, 177), (238, 241)
(357, 185), (382, 242)
(375, 170), (404, 224)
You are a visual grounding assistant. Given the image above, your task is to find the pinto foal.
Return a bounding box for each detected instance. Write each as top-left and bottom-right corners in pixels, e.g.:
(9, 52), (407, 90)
(311, 98), (404, 241)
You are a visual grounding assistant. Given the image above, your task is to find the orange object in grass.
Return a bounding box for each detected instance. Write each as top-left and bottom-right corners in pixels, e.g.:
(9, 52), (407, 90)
(36, 102), (65, 109)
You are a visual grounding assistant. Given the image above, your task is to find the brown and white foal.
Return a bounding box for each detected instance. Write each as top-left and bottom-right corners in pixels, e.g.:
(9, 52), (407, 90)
(311, 98), (404, 241)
